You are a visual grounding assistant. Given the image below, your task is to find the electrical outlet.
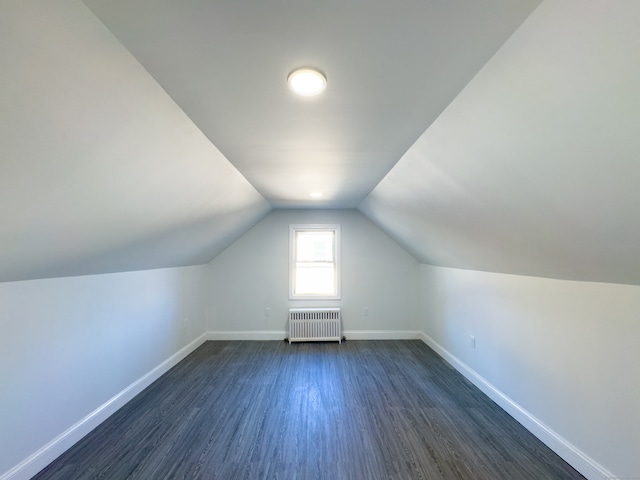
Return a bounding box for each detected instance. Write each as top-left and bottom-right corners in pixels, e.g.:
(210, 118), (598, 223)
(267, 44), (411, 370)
(470, 335), (476, 349)
(363, 306), (369, 316)
(265, 308), (271, 316)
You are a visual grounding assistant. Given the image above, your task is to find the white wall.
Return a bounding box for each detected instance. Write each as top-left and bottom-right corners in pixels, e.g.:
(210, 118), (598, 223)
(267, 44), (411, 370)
(0, 265), (208, 479)
(207, 209), (420, 337)
(7, 224), (634, 480)
(419, 264), (640, 479)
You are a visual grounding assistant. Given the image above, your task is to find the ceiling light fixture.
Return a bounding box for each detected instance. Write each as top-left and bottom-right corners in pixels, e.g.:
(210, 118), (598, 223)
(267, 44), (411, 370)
(309, 192), (324, 198)
(287, 67), (327, 96)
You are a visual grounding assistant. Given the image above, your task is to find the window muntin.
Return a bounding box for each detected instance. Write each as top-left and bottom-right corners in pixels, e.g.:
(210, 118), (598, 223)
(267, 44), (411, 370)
(290, 225), (340, 299)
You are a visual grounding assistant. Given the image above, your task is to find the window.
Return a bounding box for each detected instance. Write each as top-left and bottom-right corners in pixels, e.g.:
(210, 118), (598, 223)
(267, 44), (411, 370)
(290, 224), (340, 299)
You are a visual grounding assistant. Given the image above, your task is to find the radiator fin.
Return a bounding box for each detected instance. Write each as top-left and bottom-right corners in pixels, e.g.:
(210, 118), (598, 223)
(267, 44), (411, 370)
(288, 308), (341, 344)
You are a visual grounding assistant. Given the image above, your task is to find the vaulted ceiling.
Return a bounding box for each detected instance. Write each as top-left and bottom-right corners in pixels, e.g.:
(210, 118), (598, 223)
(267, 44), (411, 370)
(2, 0), (639, 285)
(82, 0), (540, 209)
(361, 0), (640, 285)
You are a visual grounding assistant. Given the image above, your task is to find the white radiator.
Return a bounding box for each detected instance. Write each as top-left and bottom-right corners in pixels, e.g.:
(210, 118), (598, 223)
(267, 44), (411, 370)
(288, 307), (342, 344)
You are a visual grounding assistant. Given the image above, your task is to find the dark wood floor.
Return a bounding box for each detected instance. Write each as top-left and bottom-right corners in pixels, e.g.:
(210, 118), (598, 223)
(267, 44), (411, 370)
(34, 340), (584, 480)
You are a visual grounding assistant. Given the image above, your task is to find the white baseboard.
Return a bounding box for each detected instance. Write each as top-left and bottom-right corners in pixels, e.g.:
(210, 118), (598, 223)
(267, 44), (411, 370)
(206, 330), (422, 341)
(417, 332), (614, 480)
(1, 333), (209, 480)
(5, 331), (609, 480)
(343, 330), (422, 340)
(207, 330), (287, 341)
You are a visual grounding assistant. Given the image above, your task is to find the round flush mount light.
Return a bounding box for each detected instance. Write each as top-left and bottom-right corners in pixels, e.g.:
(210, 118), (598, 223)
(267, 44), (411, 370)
(309, 191), (324, 198)
(287, 67), (327, 96)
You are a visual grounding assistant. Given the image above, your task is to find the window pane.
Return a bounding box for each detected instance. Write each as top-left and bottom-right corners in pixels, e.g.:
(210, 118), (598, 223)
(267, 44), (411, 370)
(295, 264), (335, 295)
(296, 231), (334, 262)
(290, 224), (340, 300)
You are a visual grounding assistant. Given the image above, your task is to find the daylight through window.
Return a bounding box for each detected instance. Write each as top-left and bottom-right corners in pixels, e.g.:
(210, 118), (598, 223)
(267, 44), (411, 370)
(290, 225), (340, 299)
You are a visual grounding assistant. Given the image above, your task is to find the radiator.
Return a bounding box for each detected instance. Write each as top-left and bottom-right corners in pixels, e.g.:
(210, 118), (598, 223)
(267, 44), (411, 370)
(288, 307), (342, 343)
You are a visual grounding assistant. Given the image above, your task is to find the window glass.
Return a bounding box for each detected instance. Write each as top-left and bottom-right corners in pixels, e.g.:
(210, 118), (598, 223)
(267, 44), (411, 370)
(290, 225), (340, 299)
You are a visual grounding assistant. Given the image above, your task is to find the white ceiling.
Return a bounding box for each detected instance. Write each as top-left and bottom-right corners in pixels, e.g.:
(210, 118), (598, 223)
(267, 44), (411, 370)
(0, 0), (269, 282)
(82, 0), (541, 208)
(2, 0), (639, 286)
(361, 0), (640, 285)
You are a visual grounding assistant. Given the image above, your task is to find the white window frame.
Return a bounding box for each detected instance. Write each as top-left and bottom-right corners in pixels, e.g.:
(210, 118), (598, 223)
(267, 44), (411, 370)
(289, 224), (341, 300)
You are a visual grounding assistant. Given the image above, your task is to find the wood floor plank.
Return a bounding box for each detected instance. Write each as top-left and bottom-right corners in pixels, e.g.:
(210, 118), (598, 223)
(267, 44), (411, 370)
(33, 340), (585, 480)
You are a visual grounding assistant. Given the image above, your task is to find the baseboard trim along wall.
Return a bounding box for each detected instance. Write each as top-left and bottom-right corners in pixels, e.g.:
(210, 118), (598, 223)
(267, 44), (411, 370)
(4, 331), (609, 480)
(3, 330), (419, 478)
(207, 330), (423, 341)
(417, 332), (614, 480)
(207, 330), (288, 341)
(1, 333), (209, 480)
(342, 330), (422, 340)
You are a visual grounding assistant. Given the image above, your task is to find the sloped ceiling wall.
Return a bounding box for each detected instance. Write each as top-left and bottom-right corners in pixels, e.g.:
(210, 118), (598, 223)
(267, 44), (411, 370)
(0, 0), (270, 282)
(2, 0), (639, 287)
(81, 0), (540, 209)
(360, 0), (640, 286)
